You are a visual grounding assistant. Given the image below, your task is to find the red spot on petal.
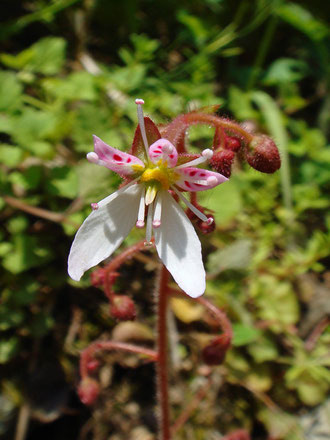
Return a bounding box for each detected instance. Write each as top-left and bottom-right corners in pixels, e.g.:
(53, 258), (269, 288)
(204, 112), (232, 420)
(127, 157), (132, 163)
(113, 154), (122, 161)
(189, 170), (196, 176)
(200, 173), (206, 177)
(169, 154), (174, 158)
(184, 181), (191, 188)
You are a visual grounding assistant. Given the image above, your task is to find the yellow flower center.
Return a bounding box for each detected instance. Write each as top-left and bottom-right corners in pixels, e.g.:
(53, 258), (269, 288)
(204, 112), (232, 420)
(140, 167), (171, 190)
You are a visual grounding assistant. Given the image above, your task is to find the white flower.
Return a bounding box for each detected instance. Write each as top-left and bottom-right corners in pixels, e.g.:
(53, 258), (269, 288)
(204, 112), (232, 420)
(68, 99), (228, 298)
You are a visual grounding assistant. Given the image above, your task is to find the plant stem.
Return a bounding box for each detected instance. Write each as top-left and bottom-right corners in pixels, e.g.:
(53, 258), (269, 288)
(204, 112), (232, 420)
(156, 266), (171, 440)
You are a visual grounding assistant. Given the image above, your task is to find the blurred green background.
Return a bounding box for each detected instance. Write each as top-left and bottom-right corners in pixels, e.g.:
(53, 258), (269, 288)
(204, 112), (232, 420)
(0, 1), (329, 439)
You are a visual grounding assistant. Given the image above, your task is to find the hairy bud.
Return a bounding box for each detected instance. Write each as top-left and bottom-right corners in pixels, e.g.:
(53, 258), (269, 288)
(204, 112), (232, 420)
(110, 295), (136, 321)
(225, 136), (241, 152)
(86, 360), (100, 372)
(245, 135), (281, 173)
(77, 378), (100, 405)
(210, 150), (235, 178)
(197, 216), (216, 234)
(90, 268), (106, 287)
(202, 334), (231, 366)
(223, 429), (250, 440)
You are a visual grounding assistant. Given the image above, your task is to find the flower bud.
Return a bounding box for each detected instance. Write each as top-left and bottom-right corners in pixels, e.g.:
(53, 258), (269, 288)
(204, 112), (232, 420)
(210, 150), (235, 178)
(225, 136), (241, 152)
(202, 334), (231, 366)
(90, 268), (106, 287)
(223, 429), (250, 440)
(110, 295), (136, 321)
(245, 135), (280, 173)
(197, 216), (216, 234)
(77, 378), (100, 405)
(86, 360), (100, 372)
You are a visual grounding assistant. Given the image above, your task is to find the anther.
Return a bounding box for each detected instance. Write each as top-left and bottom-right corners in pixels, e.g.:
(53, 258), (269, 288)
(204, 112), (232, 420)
(136, 220), (145, 228)
(144, 241), (153, 247)
(206, 176), (218, 185)
(162, 144), (173, 154)
(206, 217), (214, 225)
(202, 149), (213, 159)
(91, 203), (99, 210)
(135, 98), (145, 105)
(152, 220), (161, 228)
(87, 152), (99, 164)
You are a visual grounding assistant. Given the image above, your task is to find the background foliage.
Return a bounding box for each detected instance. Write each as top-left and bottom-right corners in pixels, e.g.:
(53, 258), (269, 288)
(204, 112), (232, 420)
(0, 1), (329, 439)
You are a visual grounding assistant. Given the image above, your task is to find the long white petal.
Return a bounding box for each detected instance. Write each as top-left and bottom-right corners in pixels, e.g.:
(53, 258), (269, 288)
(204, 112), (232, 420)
(154, 191), (205, 298)
(68, 184), (143, 281)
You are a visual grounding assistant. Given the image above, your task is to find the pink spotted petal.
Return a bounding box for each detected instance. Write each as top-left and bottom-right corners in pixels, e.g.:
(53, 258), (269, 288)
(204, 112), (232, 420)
(93, 135), (145, 176)
(149, 139), (178, 168)
(175, 167), (228, 192)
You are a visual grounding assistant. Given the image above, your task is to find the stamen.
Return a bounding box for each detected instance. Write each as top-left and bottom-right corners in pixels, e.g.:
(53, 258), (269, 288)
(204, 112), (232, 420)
(171, 187), (208, 222)
(145, 204), (153, 244)
(175, 149), (214, 169)
(136, 188), (146, 228)
(91, 203), (99, 210)
(207, 176), (218, 185)
(86, 152), (99, 164)
(145, 185), (157, 205)
(135, 98), (150, 160)
(152, 193), (162, 228)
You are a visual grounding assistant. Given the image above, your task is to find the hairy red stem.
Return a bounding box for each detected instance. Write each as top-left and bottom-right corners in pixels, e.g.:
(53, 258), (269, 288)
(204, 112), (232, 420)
(80, 340), (157, 378)
(156, 266), (171, 440)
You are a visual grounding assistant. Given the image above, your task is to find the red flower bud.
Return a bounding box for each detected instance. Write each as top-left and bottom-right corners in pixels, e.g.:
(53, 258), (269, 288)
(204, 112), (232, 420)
(77, 378), (100, 405)
(90, 268), (106, 287)
(223, 429), (250, 440)
(86, 360), (100, 372)
(245, 135), (281, 173)
(110, 295), (136, 321)
(197, 216), (216, 234)
(202, 334), (231, 365)
(225, 136), (241, 152)
(210, 150), (235, 178)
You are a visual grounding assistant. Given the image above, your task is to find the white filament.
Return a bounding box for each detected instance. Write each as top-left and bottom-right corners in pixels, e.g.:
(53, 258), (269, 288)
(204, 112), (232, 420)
(171, 187), (208, 222)
(145, 203), (153, 243)
(136, 188), (146, 228)
(135, 98), (150, 160)
(152, 193), (162, 228)
(175, 149), (213, 169)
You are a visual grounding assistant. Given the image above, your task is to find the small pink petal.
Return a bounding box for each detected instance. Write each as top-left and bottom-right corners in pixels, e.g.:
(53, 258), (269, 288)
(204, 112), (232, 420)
(149, 139), (178, 168)
(93, 135), (144, 176)
(175, 167), (228, 192)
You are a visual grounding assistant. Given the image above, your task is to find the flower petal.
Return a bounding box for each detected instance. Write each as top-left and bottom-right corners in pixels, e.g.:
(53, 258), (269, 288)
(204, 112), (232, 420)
(149, 139), (178, 168)
(175, 167), (228, 191)
(93, 135), (145, 176)
(68, 184), (143, 281)
(154, 191), (205, 298)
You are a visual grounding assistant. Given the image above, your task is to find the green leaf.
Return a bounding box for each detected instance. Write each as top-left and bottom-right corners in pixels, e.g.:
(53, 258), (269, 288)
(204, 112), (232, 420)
(1, 37), (66, 74)
(276, 3), (329, 42)
(46, 166), (78, 199)
(232, 323), (261, 346)
(2, 234), (52, 274)
(207, 239), (252, 275)
(42, 71), (98, 101)
(0, 144), (23, 167)
(0, 306), (25, 330)
(263, 58), (307, 85)
(11, 108), (58, 146)
(199, 177), (242, 225)
(0, 71), (22, 111)
(0, 337), (20, 364)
